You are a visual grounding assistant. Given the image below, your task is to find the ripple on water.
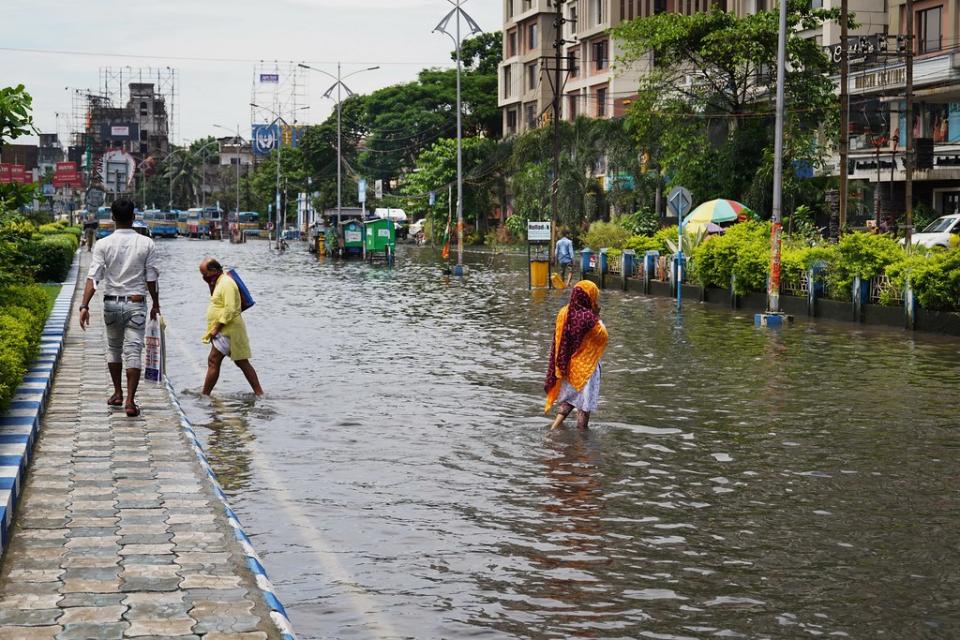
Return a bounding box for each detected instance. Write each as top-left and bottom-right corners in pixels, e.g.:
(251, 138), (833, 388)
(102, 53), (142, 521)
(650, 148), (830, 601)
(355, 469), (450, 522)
(155, 241), (960, 639)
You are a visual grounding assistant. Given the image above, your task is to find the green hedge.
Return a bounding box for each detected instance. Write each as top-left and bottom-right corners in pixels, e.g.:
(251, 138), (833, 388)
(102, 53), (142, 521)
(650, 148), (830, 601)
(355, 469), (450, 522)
(0, 283), (48, 411)
(28, 233), (77, 282)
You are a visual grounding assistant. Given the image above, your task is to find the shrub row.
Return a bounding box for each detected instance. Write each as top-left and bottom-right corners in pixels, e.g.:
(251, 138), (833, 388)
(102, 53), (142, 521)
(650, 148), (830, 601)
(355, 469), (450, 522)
(28, 233), (78, 283)
(587, 216), (960, 310)
(0, 283), (48, 411)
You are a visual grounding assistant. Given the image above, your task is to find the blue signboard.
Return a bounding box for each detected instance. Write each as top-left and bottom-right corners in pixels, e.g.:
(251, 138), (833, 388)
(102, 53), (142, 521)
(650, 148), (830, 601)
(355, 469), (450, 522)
(252, 124), (280, 156)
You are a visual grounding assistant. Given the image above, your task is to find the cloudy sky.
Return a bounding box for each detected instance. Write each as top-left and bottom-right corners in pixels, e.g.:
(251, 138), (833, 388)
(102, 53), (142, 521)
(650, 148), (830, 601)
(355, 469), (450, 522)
(3, 0), (501, 146)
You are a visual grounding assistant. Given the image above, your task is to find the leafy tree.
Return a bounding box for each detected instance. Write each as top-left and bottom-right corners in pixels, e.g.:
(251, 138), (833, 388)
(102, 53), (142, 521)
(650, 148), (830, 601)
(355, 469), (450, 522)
(612, 3), (841, 214)
(0, 85), (38, 210)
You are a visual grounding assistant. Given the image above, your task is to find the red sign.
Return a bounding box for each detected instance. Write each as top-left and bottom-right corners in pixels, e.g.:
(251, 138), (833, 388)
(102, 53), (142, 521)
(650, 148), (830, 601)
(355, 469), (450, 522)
(20, 168), (33, 184)
(0, 164), (10, 184)
(53, 161), (82, 188)
(9, 165), (26, 184)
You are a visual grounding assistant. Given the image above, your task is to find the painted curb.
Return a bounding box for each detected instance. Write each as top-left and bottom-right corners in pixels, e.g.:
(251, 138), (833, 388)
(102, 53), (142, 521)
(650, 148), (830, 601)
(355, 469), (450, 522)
(165, 379), (297, 640)
(0, 253), (81, 556)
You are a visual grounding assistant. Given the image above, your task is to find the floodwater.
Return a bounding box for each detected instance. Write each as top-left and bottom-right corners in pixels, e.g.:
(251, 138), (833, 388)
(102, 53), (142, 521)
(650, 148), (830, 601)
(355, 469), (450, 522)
(156, 238), (960, 639)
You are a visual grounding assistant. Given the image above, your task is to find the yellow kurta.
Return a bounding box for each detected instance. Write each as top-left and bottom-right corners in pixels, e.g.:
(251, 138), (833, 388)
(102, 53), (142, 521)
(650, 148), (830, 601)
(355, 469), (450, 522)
(203, 274), (252, 361)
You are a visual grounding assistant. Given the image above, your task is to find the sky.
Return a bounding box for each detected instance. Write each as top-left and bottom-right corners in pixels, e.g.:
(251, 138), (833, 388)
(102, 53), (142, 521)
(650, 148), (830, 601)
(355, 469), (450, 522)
(2, 0), (501, 147)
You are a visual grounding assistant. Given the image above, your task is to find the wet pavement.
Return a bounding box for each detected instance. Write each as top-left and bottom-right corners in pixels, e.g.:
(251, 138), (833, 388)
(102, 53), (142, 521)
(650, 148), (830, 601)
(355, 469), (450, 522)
(158, 238), (960, 639)
(0, 252), (281, 640)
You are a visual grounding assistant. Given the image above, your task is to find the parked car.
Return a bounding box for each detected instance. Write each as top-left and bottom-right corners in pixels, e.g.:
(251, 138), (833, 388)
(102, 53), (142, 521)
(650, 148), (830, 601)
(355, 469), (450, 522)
(906, 214), (960, 249)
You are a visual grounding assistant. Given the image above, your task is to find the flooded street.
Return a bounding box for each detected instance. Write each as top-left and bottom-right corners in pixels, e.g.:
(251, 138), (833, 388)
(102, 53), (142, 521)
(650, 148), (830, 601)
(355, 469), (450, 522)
(156, 238), (960, 639)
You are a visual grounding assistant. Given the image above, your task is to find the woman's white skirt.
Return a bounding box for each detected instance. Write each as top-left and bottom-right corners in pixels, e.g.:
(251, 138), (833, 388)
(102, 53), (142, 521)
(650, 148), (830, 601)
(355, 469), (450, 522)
(557, 363), (601, 413)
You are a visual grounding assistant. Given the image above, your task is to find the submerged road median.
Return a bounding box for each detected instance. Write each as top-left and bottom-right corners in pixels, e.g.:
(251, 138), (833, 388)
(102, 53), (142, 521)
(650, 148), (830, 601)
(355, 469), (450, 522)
(0, 252), (294, 639)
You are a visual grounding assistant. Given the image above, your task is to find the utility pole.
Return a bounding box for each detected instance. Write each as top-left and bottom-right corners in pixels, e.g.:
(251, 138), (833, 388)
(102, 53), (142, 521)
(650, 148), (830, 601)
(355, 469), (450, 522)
(905, 0), (915, 245)
(551, 0), (565, 267)
(766, 0), (788, 317)
(838, 0), (849, 233)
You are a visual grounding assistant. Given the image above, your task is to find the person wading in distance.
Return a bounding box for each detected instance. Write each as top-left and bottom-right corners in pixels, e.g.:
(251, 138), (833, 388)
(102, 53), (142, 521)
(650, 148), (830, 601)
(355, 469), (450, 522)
(198, 258), (264, 396)
(78, 199), (160, 417)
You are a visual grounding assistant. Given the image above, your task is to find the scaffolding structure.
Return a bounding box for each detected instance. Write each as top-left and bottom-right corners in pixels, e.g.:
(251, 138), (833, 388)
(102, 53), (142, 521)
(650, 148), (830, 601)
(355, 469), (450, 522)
(250, 61), (310, 128)
(99, 67), (179, 144)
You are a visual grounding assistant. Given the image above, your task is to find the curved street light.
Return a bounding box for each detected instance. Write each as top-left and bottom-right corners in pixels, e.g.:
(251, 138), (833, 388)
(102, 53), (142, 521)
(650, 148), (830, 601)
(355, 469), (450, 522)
(298, 63), (378, 231)
(433, 0), (482, 277)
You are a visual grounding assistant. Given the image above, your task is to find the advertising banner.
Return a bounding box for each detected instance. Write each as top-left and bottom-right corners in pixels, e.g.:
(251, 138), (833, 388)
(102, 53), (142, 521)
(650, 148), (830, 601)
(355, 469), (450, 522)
(53, 161), (82, 188)
(280, 124), (307, 149)
(252, 124), (280, 156)
(259, 74), (279, 83)
(9, 165), (25, 184)
(0, 164), (11, 184)
(101, 123), (139, 141)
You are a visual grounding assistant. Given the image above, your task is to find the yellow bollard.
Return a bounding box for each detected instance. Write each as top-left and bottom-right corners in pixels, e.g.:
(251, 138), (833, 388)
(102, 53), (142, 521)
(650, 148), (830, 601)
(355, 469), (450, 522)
(531, 260), (549, 288)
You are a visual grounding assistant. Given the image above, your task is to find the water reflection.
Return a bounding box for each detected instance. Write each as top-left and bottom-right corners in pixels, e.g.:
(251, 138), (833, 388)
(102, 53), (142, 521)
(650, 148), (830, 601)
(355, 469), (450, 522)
(154, 239), (960, 639)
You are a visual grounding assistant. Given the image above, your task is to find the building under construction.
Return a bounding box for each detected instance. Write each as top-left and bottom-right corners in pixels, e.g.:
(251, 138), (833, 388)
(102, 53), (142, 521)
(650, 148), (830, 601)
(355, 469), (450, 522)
(67, 67), (177, 194)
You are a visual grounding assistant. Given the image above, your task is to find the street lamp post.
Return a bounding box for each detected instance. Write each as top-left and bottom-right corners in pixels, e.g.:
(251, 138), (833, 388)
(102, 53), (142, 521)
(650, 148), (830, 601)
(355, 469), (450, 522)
(298, 63), (379, 232)
(250, 103), (309, 249)
(434, 0), (482, 277)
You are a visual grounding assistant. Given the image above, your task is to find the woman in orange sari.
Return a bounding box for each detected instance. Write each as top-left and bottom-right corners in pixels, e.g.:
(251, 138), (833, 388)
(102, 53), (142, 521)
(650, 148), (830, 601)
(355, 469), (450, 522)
(544, 280), (608, 429)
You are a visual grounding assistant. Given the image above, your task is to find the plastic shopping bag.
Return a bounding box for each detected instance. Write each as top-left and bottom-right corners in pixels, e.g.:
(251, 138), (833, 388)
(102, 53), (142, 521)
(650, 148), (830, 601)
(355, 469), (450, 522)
(145, 316), (163, 383)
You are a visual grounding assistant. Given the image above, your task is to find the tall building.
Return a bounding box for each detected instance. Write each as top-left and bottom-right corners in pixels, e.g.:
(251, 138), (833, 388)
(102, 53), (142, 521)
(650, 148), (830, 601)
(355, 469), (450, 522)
(499, 0), (557, 135)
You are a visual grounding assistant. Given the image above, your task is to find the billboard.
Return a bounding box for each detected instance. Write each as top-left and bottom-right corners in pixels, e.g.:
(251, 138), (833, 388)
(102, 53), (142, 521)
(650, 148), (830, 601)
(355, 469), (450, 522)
(280, 124), (307, 149)
(252, 124), (280, 156)
(53, 161), (83, 188)
(1, 165), (30, 184)
(259, 73), (279, 83)
(0, 164), (10, 184)
(100, 149), (136, 194)
(101, 122), (140, 141)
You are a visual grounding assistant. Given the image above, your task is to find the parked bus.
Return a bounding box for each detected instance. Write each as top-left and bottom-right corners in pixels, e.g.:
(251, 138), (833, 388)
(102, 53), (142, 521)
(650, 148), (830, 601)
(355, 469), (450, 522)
(185, 206), (224, 238)
(176, 210), (190, 236)
(146, 210), (179, 238)
(237, 211), (261, 236)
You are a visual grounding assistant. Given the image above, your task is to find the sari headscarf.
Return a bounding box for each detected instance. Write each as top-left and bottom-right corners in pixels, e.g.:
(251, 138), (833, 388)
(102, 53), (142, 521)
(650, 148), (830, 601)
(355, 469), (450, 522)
(544, 280), (608, 413)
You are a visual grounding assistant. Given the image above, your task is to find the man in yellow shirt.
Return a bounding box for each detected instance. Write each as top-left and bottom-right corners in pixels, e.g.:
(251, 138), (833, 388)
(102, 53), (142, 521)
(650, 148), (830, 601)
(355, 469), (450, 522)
(199, 258), (264, 396)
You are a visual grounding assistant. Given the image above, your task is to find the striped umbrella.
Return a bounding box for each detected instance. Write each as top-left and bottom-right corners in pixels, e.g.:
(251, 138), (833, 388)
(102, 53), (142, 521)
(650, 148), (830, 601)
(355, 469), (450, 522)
(683, 199), (753, 233)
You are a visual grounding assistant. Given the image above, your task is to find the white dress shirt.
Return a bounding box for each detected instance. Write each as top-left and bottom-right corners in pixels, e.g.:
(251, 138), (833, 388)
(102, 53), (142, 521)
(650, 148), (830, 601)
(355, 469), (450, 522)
(87, 229), (159, 296)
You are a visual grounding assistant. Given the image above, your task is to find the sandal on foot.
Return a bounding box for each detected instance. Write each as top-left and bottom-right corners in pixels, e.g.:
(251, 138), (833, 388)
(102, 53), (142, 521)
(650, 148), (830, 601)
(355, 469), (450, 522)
(125, 404), (141, 417)
(107, 395), (124, 407)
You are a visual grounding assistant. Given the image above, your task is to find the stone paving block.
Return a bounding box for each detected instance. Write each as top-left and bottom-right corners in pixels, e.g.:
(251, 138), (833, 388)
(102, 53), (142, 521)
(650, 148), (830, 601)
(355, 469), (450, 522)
(57, 593), (126, 608)
(56, 621), (128, 640)
(0, 626), (62, 639)
(189, 601), (261, 635)
(178, 575), (242, 590)
(205, 634), (268, 640)
(5, 568), (65, 583)
(57, 606), (127, 625)
(0, 593), (63, 609)
(60, 555), (120, 569)
(0, 608), (63, 626)
(119, 543), (174, 556)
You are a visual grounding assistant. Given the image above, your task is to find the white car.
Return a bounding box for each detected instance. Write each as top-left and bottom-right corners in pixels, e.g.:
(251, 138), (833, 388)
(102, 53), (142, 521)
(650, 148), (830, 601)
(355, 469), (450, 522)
(907, 214), (960, 249)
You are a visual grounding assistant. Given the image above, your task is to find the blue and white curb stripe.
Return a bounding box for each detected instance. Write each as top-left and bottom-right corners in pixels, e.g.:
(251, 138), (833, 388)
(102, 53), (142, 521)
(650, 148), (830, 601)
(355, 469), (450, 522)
(0, 254), (80, 556)
(165, 379), (297, 640)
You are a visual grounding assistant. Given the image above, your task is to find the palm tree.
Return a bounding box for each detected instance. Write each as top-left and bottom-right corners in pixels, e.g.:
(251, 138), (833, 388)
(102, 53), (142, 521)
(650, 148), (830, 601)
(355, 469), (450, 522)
(163, 148), (201, 208)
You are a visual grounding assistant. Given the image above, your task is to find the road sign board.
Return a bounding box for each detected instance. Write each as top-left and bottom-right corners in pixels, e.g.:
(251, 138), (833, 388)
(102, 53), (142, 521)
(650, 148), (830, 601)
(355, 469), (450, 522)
(84, 187), (105, 208)
(527, 220), (551, 242)
(375, 179), (383, 200)
(358, 178), (367, 203)
(667, 186), (693, 220)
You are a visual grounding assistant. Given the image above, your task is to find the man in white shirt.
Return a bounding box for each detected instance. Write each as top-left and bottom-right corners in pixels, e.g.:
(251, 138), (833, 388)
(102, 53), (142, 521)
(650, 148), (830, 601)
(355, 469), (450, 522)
(78, 200), (160, 417)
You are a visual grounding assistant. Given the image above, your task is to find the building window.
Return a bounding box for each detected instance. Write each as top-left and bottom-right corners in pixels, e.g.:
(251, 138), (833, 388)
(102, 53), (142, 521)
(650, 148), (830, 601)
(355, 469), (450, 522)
(139, 101), (148, 116)
(525, 103), (536, 129)
(569, 6), (578, 34)
(507, 29), (517, 57)
(568, 48), (579, 78)
(523, 0), (532, 11)
(918, 6), (943, 54)
(526, 62), (539, 90)
(504, 66), (513, 98)
(654, 0), (667, 14)
(568, 94), (579, 120)
(629, 0), (635, 19)
(593, 40), (608, 71)
(596, 0), (605, 25)
(506, 0), (513, 19)
(528, 23), (538, 50)
(596, 87), (607, 117)
(507, 109), (518, 133)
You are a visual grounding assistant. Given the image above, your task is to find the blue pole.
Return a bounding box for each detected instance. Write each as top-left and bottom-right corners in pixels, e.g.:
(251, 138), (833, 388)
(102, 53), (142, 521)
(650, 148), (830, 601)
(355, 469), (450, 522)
(676, 218), (683, 312)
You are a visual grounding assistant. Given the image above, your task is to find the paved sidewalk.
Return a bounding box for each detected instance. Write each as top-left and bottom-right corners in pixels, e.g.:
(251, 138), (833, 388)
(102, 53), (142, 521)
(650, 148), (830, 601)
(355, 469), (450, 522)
(0, 253), (282, 639)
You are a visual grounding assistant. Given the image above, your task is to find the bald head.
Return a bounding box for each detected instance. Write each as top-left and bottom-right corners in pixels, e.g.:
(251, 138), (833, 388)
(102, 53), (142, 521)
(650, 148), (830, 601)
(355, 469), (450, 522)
(199, 258), (223, 280)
